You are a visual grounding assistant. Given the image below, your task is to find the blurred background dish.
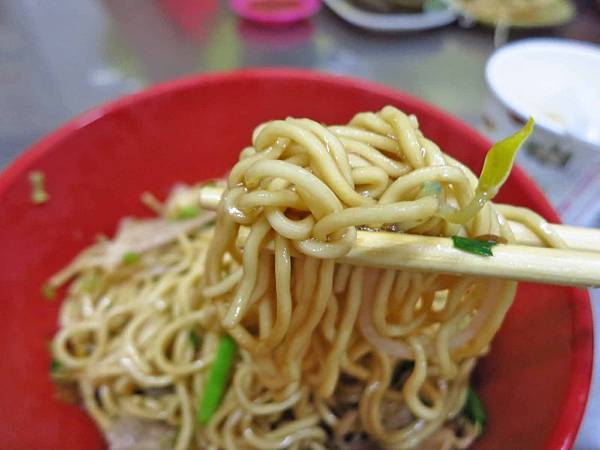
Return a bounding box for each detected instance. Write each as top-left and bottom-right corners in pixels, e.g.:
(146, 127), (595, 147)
(230, 0), (321, 24)
(342, 0), (436, 13)
(451, 0), (576, 28)
(323, 0), (575, 30)
(323, 0), (456, 31)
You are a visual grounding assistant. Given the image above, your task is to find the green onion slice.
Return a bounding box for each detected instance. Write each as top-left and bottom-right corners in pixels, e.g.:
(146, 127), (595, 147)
(190, 330), (200, 352)
(122, 251), (141, 265)
(464, 386), (487, 431)
(452, 236), (497, 257)
(50, 358), (61, 374)
(176, 205), (200, 220)
(444, 118), (534, 224)
(29, 170), (49, 205)
(197, 335), (237, 425)
(42, 283), (56, 300)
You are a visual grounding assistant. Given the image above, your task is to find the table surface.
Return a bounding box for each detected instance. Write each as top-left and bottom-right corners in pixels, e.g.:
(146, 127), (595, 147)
(1, 0), (599, 447)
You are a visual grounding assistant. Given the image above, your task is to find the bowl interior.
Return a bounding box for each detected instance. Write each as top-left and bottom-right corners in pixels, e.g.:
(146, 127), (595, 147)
(0, 69), (592, 450)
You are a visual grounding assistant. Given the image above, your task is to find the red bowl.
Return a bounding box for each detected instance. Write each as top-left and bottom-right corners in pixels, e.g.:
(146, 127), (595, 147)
(0, 69), (592, 450)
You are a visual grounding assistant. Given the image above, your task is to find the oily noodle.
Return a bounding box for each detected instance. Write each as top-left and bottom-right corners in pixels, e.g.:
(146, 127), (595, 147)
(51, 106), (565, 450)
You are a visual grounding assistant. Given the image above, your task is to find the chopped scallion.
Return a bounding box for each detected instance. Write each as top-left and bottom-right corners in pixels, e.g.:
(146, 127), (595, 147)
(42, 283), (56, 300)
(29, 170), (49, 205)
(177, 205), (200, 220)
(478, 117), (534, 194)
(464, 386), (487, 431)
(50, 358), (61, 374)
(190, 330), (200, 352)
(452, 236), (497, 257)
(198, 335), (237, 424)
(122, 251), (141, 265)
(443, 118), (534, 224)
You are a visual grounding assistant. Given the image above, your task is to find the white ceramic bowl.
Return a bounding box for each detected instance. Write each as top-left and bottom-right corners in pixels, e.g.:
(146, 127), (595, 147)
(486, 38), (600, 149)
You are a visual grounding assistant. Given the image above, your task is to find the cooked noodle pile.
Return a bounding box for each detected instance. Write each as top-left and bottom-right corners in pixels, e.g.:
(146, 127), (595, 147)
(50, 106), (563, 450)
(451, 0), (573, 26)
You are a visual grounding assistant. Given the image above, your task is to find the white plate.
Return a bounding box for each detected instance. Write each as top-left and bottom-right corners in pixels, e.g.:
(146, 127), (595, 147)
(486, 38), (600, 148)
(323, 0), (456, 31)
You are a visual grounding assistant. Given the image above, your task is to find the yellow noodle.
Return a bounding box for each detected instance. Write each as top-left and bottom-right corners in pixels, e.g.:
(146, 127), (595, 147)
(50, 105), (564, 450)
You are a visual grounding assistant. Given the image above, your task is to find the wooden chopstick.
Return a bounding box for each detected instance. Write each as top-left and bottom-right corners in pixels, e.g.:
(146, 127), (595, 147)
(503, 222), (600, 253)
(346, 231), (600, 288)
(198, 186), (600, 288)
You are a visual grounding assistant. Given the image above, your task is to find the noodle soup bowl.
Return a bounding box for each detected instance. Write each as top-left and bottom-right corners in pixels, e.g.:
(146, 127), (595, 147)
(0, 69), (592, 450)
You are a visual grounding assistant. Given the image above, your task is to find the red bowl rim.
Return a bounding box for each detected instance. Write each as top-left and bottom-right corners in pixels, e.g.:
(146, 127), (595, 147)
(0, 68), (593, 450)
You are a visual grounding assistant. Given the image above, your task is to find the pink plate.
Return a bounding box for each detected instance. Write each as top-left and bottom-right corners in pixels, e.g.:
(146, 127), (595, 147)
(0, 68), (592, 450)
(231, 0), (321, 24)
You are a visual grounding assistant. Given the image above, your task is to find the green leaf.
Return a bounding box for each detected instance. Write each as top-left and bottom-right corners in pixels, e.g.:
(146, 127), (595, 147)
(122, 251), (141, 265)
(42, 283), (56, 300)
(190, 330), (200, 352)
(198, 335), (237, 425)
(478, 117), (534, 194)
(464, 386), (487, 431)
(176, 205), (200, 220)
(50, 358), (61, 374)
(452, 236), (497, 257)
